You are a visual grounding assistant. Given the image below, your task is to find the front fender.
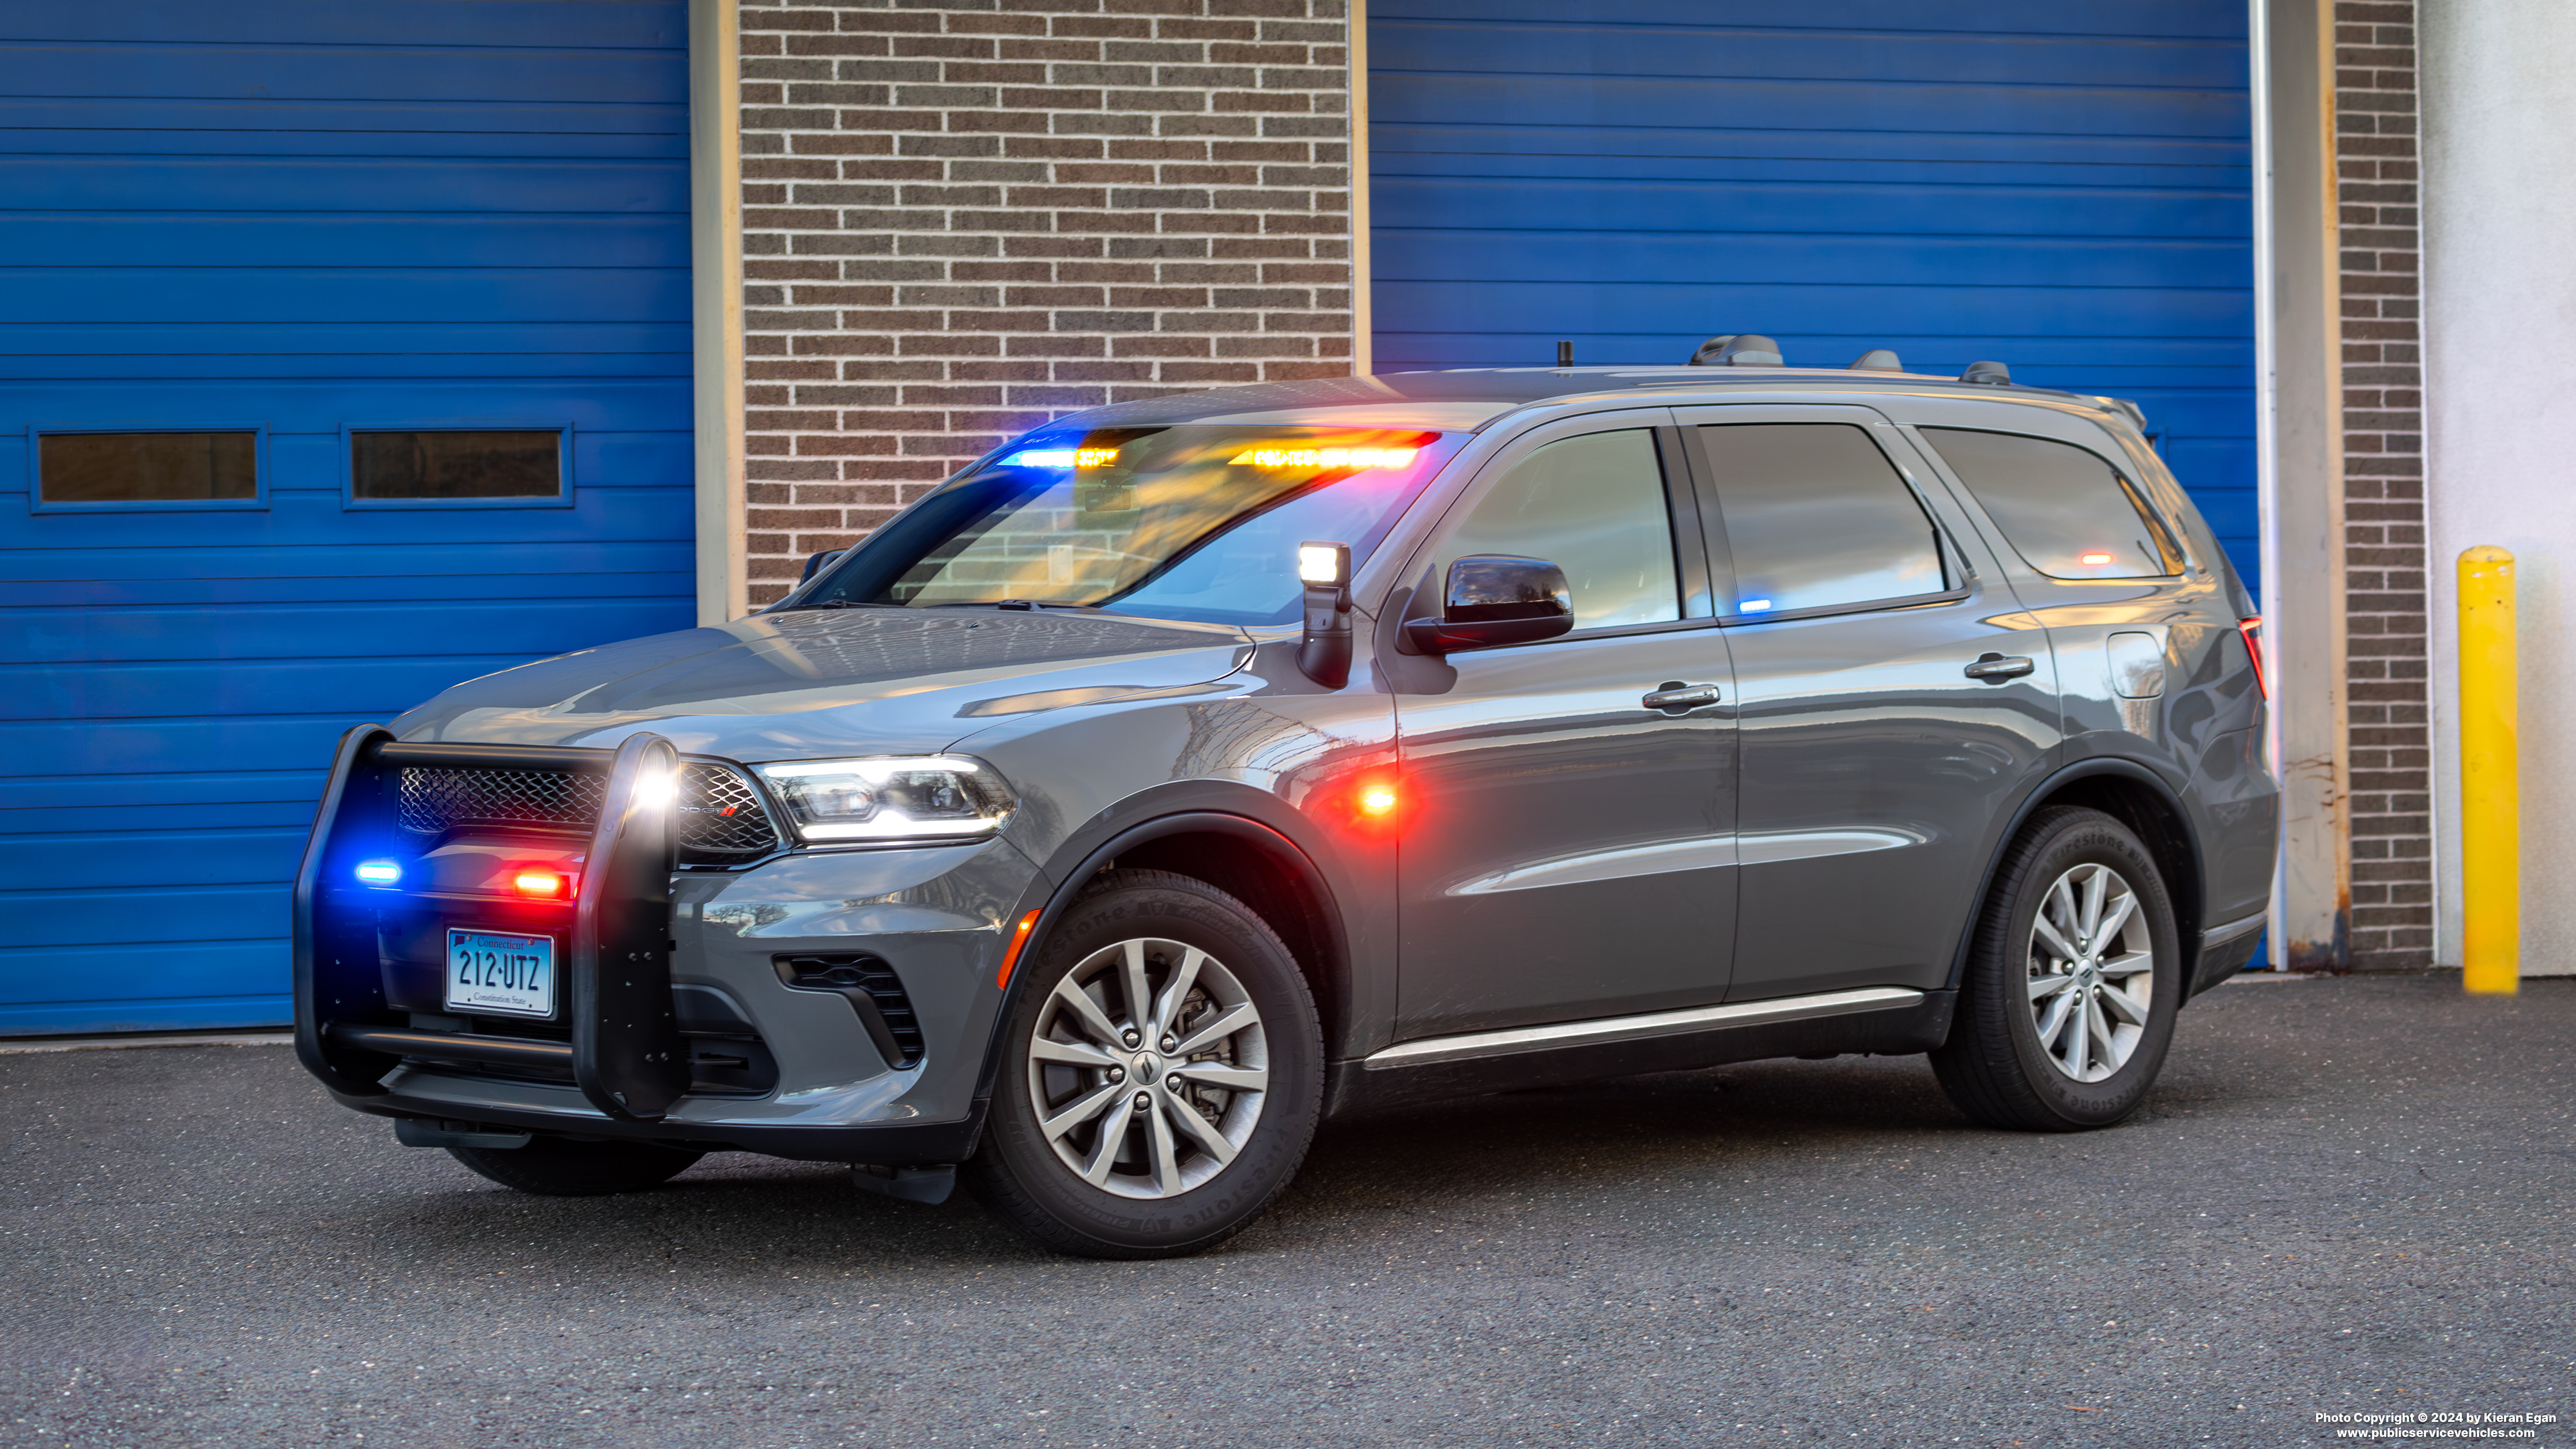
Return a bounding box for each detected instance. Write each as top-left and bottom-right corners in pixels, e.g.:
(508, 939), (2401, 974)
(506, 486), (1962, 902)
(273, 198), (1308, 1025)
(953, 674), (1402, 1082)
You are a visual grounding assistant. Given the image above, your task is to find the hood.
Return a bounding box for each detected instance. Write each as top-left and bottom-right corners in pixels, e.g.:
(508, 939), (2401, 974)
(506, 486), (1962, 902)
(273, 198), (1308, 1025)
(392, 607), (1253, 760)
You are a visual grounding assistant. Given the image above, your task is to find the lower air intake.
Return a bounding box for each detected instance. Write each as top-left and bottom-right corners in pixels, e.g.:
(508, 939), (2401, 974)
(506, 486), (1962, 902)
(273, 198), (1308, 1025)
(775, 954), (926, 1069)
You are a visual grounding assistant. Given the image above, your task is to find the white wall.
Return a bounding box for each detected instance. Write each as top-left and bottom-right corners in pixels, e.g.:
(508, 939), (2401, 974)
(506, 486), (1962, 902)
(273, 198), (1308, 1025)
(2422, 0), (2576, 974)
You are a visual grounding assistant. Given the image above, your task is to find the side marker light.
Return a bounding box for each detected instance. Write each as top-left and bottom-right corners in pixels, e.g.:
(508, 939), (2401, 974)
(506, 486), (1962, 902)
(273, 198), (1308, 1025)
(1359, 784), (1398, 817)
(354, 859), (401, 887)
(2080, 552), (2115, 566)
(995, 908), (1042, 989)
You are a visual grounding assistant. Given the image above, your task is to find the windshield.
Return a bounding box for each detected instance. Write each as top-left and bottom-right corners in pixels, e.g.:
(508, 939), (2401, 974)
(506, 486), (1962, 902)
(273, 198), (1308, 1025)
(790, 425), (1468, 627)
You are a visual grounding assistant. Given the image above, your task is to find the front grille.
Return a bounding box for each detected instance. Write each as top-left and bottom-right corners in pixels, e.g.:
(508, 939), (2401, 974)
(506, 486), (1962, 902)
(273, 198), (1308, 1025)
(680, 764), (778, 858)
(397, 761), (783, 865)
(400, 767), (605, 836)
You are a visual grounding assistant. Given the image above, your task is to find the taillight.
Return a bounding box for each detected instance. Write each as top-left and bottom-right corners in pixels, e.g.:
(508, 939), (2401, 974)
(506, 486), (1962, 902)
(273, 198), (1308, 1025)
(2238, 617), (2268, 699)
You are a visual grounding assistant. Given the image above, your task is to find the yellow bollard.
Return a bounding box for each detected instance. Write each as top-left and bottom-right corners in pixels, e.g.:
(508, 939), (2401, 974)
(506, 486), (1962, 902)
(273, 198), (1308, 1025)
(2457, 546), (2518, 994)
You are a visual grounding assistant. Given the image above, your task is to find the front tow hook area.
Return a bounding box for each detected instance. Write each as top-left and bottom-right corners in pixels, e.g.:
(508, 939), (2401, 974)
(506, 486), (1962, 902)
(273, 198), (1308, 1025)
(393, 1118), (534, 1150)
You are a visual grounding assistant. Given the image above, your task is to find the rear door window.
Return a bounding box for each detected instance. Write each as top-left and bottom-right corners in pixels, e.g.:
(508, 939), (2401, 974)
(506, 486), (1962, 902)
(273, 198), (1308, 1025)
(1917, 427), (2184, 579)
(1697, 423), (1947, 617)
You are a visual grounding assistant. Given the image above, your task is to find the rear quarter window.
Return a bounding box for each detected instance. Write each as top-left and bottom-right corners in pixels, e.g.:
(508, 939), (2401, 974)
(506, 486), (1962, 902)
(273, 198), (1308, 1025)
(1917, 427), (2184, 580)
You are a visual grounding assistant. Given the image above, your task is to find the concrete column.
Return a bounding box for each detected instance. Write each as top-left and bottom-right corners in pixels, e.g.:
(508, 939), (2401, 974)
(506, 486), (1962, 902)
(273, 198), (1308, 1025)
(2422, 1), (2576, 975)
(2257, 0), (2354, 969)
(690, 0), (748, 626)
(1348, 0), (1372, 376)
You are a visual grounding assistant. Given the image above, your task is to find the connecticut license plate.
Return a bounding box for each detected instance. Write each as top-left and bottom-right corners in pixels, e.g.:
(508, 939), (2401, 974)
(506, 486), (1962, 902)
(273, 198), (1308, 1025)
(444, 930), (556, 1018)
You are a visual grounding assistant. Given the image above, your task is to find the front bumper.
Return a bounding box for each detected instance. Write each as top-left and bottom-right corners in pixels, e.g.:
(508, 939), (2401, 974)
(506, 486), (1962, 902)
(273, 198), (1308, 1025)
(293, 727), (1044, 1163)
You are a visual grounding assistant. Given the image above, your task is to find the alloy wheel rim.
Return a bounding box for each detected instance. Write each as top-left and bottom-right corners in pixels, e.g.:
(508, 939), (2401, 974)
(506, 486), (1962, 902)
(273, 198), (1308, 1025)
(2024, 863), (2155, 1083)
(1025, 937), (1269, 1199)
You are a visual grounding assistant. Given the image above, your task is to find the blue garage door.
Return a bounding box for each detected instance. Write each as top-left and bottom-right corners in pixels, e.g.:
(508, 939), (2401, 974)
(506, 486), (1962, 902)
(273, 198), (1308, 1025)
(1368, 1), (2257, 584)
(0, 2), (695, 1034)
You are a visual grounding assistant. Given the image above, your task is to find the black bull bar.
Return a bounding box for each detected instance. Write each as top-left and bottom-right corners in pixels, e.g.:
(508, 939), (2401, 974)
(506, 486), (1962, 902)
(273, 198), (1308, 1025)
(291, 726), (696, 1123)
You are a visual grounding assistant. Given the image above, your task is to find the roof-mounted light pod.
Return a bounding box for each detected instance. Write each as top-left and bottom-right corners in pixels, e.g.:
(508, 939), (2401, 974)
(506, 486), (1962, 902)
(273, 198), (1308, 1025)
(1961, 360), (2013, 386)
(1686, 334), (1783, 367)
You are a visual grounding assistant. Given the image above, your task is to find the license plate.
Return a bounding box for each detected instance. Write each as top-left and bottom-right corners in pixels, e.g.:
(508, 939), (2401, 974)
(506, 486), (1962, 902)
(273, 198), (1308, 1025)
(445, 930), (556, 1018)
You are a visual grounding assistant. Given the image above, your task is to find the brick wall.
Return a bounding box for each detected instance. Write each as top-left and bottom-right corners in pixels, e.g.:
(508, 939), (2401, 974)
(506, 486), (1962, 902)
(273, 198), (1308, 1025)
(734, 0), (1357, 605)
(2335, 0), (2431, 970)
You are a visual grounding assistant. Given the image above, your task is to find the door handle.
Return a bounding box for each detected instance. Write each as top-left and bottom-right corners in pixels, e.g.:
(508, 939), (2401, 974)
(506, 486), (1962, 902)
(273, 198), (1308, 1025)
(1964, 652), (2036, 682)
(1642, 682), (1723, 712)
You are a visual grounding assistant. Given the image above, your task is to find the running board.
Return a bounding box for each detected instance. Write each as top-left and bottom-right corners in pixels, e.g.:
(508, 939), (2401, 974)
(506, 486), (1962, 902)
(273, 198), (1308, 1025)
(1327, 986), (1949, 1116)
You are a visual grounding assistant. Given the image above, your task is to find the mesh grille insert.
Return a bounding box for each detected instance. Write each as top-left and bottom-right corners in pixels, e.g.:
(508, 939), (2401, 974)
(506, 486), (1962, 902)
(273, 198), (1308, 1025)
(399, 767), (604, 835)
(397, 761), (782, 864)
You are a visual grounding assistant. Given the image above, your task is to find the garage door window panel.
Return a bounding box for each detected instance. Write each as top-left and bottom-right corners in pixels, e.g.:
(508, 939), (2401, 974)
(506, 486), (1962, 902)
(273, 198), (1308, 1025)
(1435, 428), (1688, 633)
(1696, 423), (1954, 622)
(1916, 427), (2184, 579)
(345, 427), (570, 508)
(32, 428), (264, 511)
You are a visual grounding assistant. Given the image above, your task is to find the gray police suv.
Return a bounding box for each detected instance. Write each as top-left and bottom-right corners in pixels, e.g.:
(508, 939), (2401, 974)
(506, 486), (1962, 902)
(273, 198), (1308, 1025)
(295, 353), (2278, 1259)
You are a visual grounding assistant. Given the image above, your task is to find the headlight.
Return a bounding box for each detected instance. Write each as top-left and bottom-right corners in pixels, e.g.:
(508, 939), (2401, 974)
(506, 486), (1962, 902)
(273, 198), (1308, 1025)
(751, 756), (1016, 844)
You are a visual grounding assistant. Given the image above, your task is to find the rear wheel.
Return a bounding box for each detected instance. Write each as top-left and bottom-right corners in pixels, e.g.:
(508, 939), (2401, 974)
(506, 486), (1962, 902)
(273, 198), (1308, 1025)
(447, 1138), (704, 1196)
(1931, 806), (2182, 1131)
(965, 870), (1322, 1259)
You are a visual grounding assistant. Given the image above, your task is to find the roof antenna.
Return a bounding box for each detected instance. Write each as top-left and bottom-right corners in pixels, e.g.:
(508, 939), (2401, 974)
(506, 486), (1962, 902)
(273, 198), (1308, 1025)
(1960, 360), (2013, 386)
(1556, 339), (1573, 368)
(1687, 334), (1782, 367)
(1849, 348), (1902, 371)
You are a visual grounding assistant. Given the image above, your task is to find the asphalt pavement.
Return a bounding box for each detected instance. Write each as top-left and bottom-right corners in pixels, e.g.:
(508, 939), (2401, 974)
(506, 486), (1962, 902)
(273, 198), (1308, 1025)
(2, 972), (2570, 1448)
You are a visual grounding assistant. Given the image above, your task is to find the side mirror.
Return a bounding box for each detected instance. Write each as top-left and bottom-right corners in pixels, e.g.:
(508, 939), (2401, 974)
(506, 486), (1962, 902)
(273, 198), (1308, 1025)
(799, 548), (844, 583)
(1405, 555), (1574, 654)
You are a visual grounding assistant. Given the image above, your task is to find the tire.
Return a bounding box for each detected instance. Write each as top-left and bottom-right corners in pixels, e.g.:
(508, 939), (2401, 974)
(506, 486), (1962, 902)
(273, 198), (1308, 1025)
(1931, 806), (2182, 1132)
(447, 1138), (704, 1197)
(965, 869), (1323, 1259)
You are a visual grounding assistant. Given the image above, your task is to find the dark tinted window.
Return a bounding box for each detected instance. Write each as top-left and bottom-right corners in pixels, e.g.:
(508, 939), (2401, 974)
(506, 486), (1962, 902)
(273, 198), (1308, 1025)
(1699, 424), (1946, 616)
(352, 430), (561, 500)
(1918, 427), (2182, 578)
(1440, 429), (1680, 629)
(39, 432), (257, 504)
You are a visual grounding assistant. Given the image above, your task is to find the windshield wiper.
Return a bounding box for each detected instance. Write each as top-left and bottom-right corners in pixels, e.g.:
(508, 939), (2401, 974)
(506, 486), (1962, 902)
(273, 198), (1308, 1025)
(772, 598), (890, 612)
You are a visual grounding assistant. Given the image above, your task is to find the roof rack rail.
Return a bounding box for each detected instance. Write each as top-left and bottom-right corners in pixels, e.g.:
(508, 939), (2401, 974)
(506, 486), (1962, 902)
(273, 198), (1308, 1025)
(1849, 349), (1902, 371)
(1687, 333), (1782, 367)
(1960, 360), (2013, 386)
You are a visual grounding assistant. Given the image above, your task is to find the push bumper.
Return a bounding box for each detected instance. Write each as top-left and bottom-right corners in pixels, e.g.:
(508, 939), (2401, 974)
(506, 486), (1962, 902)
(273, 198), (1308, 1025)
(292, 724), (1039, 1164)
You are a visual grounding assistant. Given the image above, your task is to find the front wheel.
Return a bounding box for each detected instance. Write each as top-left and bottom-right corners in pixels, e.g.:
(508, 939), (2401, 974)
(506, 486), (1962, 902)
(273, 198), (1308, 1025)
(965, 870), (1323, 1259)
(1931, 806), (2182, 1131)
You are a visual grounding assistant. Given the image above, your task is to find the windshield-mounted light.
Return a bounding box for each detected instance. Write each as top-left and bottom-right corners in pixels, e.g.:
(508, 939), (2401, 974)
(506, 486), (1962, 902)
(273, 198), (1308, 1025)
(1004, 447), (1118, 469)
(752, 756), (1017, 844)
(1228, 446), (1417, 470)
